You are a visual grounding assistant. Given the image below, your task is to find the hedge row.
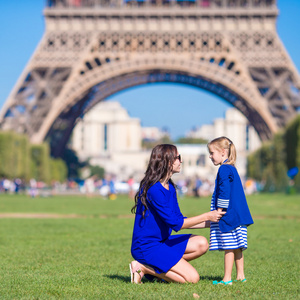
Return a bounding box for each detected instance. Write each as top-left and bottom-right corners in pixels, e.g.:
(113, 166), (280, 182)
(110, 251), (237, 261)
(247, 115), (300, 192)
(0, 131), (67, 183)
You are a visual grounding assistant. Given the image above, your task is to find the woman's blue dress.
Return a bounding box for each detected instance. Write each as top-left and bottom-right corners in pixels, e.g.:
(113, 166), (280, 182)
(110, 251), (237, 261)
(131, 181), (191, 274)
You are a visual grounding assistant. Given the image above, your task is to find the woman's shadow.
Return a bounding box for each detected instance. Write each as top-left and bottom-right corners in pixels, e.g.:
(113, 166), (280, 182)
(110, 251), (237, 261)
(104, 275), (130, 283)
(201, 275), (223, 282)
(104, 274), (163, 283)
(104, 274), (222, 283)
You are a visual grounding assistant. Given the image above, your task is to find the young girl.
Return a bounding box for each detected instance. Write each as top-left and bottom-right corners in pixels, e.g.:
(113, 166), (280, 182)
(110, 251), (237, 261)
(207, 137), (253, 285)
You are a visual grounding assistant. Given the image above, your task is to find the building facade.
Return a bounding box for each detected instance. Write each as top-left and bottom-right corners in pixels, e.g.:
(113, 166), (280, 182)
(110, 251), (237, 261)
(141, 127), (169, 141)
(71, 101), (148, 180)
(71, 102), (261, 182)
(72, 101), (141, 156)
(186, 108), (261, 177)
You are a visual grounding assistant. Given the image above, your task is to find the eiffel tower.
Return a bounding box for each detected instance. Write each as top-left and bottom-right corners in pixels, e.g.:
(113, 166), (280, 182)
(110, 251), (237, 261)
(0, 0), (299, 157)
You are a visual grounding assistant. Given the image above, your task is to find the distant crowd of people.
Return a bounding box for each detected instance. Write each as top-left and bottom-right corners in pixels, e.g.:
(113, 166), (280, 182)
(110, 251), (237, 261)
(47, 0), (100, 8)
(0, 173), (260, 199)
(0, 178), (24, 194)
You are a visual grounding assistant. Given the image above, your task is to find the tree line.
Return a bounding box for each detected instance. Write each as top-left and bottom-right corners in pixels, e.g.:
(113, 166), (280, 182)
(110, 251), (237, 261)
(247, 115), (300, 193)
(1, 114), (299, 191)
(0, 131), (67, 183)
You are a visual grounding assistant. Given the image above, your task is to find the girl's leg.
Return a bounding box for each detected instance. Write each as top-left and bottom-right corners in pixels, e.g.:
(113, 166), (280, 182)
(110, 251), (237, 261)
(130, 259), (200, 284)
(234, 248), (245, 280)
(223, 250), (234, 282)
(182, 235), (209, 261)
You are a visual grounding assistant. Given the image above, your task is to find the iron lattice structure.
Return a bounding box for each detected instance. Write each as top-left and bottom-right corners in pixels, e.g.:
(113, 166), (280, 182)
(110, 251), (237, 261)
(1, 0), (299, 156)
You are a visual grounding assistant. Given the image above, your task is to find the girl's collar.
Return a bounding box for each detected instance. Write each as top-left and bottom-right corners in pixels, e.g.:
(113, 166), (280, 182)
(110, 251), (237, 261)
(222, 159), (228, 164)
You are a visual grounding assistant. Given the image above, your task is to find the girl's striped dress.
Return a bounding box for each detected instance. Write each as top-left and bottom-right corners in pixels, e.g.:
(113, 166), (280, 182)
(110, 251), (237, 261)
(209, 193), (248, 251)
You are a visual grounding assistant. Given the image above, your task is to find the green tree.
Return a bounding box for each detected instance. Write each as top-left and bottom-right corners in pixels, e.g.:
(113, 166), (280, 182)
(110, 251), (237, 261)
(0, 132), (30, 180)
(50, 158), (68, 183)
(89, 165), (105, 179)
(284, 115), (300, 191)
(0, 131), (68, 183)
(142, 136), (173, 150)
(272, 133), (288, 191)
(0, 132), (16, 178)
(30, 143), (51, 183)
(176, 137), (208, 144)
(15, 134), (31, 180)
(247, 134), (288, 192)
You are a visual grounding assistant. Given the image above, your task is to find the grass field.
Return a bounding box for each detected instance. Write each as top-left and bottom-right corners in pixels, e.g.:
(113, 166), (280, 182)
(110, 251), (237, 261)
(0, 193), (299, 299)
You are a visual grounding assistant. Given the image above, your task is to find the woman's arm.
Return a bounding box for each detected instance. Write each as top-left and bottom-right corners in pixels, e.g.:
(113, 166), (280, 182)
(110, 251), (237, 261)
(188, 220), (211, 229)
(180, 210), (225, 230)
(189, 209), (224, 229)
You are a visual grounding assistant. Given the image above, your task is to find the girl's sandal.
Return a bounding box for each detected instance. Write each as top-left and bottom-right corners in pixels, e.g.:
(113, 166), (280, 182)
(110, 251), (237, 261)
(129, 261), (144, 284)
(212, 280), (233, 285)
(234, 278), (247, 283)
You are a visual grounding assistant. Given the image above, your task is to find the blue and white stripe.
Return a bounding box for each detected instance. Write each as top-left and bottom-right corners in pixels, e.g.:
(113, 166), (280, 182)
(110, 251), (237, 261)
(209, 194), (248, 251)
(209, 223), (248, 251)
(217, 198), (229, 209)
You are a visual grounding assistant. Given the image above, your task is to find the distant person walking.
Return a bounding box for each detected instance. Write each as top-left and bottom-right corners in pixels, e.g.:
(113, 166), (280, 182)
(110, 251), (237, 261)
(29, 178), (38, 198)
(130, 144), (224, 284)
(207, 137), (253, 285)
(127, 176), (135, 199)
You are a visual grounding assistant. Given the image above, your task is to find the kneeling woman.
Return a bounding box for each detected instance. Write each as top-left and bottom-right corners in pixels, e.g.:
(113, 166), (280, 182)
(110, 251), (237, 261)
(130, 144), (224, 283)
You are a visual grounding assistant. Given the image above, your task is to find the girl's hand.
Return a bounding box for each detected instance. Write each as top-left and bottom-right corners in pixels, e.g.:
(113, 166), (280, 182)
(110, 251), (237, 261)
(208, 210), (225, 222)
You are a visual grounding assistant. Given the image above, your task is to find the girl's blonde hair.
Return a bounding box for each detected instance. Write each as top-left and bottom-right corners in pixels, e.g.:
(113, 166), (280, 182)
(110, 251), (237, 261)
(207, 136), (236, 166)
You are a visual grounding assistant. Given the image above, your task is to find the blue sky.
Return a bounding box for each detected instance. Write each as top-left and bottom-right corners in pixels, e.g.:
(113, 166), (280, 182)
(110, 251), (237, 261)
(0, 0), (299, 139)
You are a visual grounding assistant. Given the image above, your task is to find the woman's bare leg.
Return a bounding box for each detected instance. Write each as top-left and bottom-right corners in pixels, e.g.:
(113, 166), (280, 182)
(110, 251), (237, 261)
(130, 259), (199, 284)
(164, 258), (200, 283)
(130, 235), (207, 284)
(182, 235), (209, 261)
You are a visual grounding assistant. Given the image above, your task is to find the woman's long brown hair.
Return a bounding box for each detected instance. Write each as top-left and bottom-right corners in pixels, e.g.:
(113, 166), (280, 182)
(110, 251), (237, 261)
(131, 144), (178, 217)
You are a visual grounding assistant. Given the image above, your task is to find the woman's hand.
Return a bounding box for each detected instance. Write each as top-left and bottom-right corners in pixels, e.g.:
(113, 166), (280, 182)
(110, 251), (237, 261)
(181, 210), (226, 229)
(207, 210), (226, 222)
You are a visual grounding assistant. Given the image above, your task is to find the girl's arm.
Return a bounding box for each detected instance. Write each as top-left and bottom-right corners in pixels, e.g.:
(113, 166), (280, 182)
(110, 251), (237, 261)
(181, 211), (225, 230)
(216, 166), (232, 210)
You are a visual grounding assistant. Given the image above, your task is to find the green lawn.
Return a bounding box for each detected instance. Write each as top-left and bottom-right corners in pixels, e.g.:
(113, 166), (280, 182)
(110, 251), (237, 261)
(0, 193), (299, 299)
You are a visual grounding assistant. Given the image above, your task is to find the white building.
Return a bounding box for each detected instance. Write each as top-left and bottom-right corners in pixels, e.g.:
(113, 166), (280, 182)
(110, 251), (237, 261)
(187, 124), (214, 141)
(71, 102), (261, 182)
(141, 127), (169, 141)
(176, 144), (216, 181)
(186, 108), (261, 151)
(185, 108), (262, 177)
(71, 101), (148, 180)
(72, 101), (141, 155)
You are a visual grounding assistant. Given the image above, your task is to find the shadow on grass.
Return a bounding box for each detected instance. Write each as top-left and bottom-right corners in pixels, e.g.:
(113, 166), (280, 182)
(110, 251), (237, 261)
(104, 274), (222, 284)
(103, 275), (163, 284)
(104, 274), (169, 284)
(104, 274), (131, 283)
(200, 275), (223, 282)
